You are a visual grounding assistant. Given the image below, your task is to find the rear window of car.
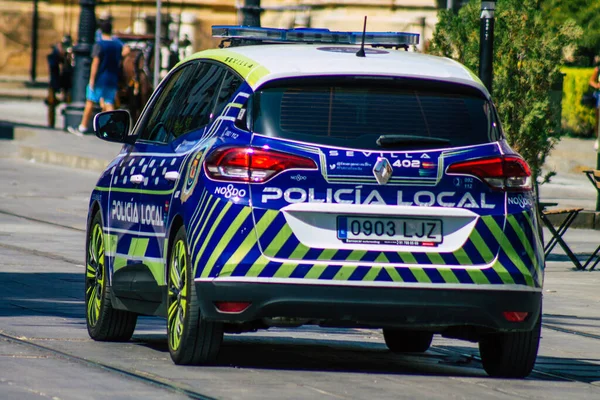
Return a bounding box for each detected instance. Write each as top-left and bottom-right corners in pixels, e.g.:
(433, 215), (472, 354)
(251, 77), (502, 150)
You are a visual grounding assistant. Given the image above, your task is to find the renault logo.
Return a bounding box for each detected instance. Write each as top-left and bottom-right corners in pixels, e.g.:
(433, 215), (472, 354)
(373, 157), (393, 185)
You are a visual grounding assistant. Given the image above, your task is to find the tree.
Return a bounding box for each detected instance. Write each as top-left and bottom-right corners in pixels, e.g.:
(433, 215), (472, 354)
(429, 0), (582, 183)
(541, 0), (600, 65)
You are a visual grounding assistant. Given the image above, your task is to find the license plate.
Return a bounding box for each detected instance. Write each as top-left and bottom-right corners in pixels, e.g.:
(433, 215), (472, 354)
(337, 216), (443, 246)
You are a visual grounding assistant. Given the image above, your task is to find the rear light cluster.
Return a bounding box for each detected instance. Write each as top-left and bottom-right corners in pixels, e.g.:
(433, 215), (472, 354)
(447, 155), (532, 192)
(205, 146), (317, 183)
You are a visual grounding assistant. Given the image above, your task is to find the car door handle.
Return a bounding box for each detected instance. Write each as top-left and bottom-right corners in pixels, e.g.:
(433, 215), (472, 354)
(165, 171), (180, 182)
(131, 174), (144, 184)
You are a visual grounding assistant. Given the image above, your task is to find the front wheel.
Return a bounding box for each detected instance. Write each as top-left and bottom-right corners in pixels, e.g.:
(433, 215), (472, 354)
(479, 314), (541, 378)
(85, 211), (137, 341)
(383, 329), (433, 353)
(167, 225), (223, 365)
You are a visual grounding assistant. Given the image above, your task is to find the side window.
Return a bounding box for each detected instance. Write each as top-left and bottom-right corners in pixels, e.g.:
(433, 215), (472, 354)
(140, 65), (197, 142)
(172, 62), (226, 139)
(211, 71), (243, 120)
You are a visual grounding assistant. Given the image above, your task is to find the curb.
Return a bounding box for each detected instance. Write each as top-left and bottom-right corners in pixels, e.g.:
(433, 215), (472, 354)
(18, 145), (110, 173)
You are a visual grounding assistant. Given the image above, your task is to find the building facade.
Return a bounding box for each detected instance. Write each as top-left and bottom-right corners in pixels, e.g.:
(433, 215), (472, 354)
(0, 0), (457, 79)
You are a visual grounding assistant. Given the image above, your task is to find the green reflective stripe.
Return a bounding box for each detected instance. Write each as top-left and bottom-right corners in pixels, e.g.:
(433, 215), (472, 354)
(289, 242), (311, 259)
(375, 253), (389, 263)
(411, 268), (432, 283)
(95, 186), (174, 195)
(453, 248), (472, 265)
(346, 250), (367, 262)
(426, 252), (445, 265)
(363, 266), (381, 281)
(425, 253), (459, 284)
(254, 210), (287, 257)
(483, 217), (534, 286)
(385, 266), (403, 282)
(333, 265), (357, 280)
(467, 268), (491, 284)
(113, 256), (127, 270)
(229, 103), (243, 109)
(469, 227), (495, 263)
(145, 261), (165, 286)
(190, 196), (217, 248)
(246, 255), (272, 277)
(271, 243), (310, 278)
(438, 268), (460, 284)
(129, 238), (149, 257)
(220, 209), (278, 277)
(507, 214), (538, 270)
(304, 265), (328, 279)
(191, 198), (221, 275)
(317, 249), (338, 261)
(189, 190), (209, 234)
(190, 196), (214, 242)
(491, 260), (516, 284)
(105, 233), (117, 255)
(198, 202), (235, 278)
(398, 252), (417, 264)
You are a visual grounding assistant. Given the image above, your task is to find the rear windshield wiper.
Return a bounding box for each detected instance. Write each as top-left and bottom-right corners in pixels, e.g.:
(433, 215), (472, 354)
(376, 135), (451, 148)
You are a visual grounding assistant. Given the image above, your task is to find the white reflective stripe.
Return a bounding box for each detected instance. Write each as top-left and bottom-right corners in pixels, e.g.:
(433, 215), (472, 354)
(195, 276), (542, 292)
(103, 228), (166, 237)
(106, 252), (164, 264)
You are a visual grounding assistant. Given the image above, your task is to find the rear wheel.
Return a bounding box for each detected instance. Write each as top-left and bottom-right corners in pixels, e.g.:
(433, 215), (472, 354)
(383, 329), (433, 353)
(479, 314), (541, 378)
(85, 212), (137, 341)
(167, 225), (223, 365)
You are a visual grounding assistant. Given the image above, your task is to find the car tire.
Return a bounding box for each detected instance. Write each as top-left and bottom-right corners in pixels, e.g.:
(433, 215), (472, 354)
(85, 211), (137, 341)
(478, 313), (541, 378)
(167, 225), (223, 365)
(383, 329), (433, 353)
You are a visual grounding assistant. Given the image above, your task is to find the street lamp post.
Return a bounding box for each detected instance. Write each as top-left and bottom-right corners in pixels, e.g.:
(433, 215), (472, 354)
(241, 0), (262, 27)
(479, 0), (496, 94)
(63, 0), (97, 131)
(30, 0), (39, 83)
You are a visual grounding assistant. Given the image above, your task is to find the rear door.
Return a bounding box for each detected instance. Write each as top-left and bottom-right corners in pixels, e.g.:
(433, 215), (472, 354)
(247, 77), (507, 268)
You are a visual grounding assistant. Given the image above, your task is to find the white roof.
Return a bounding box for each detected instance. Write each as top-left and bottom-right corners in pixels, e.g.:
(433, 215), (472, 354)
(204, 44), (488, 96)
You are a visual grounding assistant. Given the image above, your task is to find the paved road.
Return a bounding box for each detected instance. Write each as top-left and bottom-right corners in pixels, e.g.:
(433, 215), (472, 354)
(1, 158), (600, 399)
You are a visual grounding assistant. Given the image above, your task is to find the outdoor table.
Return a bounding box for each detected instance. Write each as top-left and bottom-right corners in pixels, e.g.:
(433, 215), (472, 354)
(538, 202), (584, 270)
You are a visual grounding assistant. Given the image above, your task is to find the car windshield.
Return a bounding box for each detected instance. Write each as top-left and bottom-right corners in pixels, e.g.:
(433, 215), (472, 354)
(251, 77), (501, 150)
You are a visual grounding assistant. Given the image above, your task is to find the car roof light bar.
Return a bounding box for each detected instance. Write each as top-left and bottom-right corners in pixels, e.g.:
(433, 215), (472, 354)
(212, 26), (419, 48)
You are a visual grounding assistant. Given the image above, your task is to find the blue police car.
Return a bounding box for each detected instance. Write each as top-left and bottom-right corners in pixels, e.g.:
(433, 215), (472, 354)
(86, 26), (543, 377)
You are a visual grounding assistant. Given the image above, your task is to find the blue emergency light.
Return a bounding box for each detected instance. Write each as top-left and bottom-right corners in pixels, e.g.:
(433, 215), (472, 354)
(212, 25), (420, 48)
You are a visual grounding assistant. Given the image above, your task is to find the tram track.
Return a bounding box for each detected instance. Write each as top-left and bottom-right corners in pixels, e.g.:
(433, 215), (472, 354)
(0, 331), (217, 400)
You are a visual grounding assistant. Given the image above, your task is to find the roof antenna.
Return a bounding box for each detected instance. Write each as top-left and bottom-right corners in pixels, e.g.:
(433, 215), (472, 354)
(356, 16), (367, 58)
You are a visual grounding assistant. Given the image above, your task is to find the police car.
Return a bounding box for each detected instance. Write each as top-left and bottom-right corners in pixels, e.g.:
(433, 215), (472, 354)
(86, 25), (543, 377)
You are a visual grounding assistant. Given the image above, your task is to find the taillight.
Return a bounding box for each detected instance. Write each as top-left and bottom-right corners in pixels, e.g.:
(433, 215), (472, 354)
(205, 146), (317, 183)
(446, 155), (532, 192)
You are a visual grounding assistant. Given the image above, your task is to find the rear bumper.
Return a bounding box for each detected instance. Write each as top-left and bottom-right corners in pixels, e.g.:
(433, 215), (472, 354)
(196, 281), (542, 333)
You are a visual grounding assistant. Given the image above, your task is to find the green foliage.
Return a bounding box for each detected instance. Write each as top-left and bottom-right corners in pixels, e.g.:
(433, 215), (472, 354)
(429, 0), (582, 182)
(541, 0), (600, 64)
(561, 67), (596, 137)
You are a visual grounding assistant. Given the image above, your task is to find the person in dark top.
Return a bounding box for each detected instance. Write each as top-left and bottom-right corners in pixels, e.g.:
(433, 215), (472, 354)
(69, 19), (123, 135)
(47, 35), (73, 102)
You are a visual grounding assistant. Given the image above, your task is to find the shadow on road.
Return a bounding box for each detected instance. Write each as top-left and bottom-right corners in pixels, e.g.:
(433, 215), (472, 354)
(0, 272), (83, 318)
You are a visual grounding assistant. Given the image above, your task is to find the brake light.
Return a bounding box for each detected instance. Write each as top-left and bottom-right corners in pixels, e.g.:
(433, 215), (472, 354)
(446, 155), (532, 192)
(205, 146), (317, 183)
(503, 311), (529, 322)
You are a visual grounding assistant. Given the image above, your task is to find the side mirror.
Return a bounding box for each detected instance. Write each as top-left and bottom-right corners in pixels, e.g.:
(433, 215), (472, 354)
(93, 110), (137, 145)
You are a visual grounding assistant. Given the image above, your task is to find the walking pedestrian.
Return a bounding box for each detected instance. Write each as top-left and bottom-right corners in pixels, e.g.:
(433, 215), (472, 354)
(68, 19), (123, 135)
